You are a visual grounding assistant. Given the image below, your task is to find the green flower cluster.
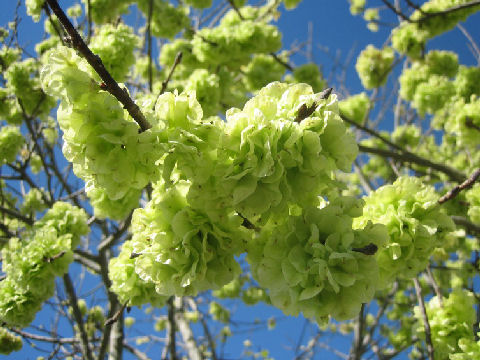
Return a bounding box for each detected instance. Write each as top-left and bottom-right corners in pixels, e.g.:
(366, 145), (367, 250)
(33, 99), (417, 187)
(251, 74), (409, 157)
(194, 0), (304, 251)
(414, 289), (476, 359)
(122, 181), (248, 297)
(0, 202), (88, 327)
(450, 338), (480, 360)
(86, 183), (141, 220)
(242, 54), (286, 93)
(283, 0), (303, 9)
(192, 8), (282, 67)
(391, 125), (421, 148)
(399, 51), (460, 116)
(354, 176), (455, 286)
(339, 92), (371, 124)
(290, 63), (326, 93)
(184, 69), (221, 116)
(209, 301), (230, 323)
(349, 0), (366, 14)
(21, 188), (47, 215)
(138, 0), (190, 39)
(35, 201), (89, 248)
(26, 0), (44, 22)
(81, 0), (132, 23)
(0, 126), (24, 164)
(219, 82), (358, 223)
(454, 66), (480, 101)
(0, 327), (22, 355)
(109, 241), (167, 307)
(4, 58), (55, 122)
(444, 96), (480, 148)
(89, 24), (139, 81)
(248, 196), (387, 321)
(392, 0), (480, 58)
(41, 46), (164, 219)
(465, 183), (480, 224)
(355, 45), (394, 89)
(148, 83), (357, 229)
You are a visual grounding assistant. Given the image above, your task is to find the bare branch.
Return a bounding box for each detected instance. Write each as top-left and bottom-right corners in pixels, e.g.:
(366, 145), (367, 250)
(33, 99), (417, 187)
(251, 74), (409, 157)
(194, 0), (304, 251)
(358, 144), (466, 182)
(63, 274), (94, 360)
(413, 277), (435, 360)
(438, 168), (480, 204)
(44, 0), (151, 132)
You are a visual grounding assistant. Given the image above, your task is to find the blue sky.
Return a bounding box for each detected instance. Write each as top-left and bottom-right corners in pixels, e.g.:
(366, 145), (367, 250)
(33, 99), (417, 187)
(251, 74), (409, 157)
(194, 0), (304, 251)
(1, 0), (480, 359)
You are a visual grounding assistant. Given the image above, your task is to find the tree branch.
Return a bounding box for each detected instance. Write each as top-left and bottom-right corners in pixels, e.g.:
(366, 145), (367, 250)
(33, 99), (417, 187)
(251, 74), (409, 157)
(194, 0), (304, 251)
(438, 168), (480, 204)
(451, 216), (480, 237)
(413, 277), (435, 360)
(63, 274), (94, 360)
(44, 0), (151, 132)
(358, 144), (465, 182)
(174, 297), (202, 360)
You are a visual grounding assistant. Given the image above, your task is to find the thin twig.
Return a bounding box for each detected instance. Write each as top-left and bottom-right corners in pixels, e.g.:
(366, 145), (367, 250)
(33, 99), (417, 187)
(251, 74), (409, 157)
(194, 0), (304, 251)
(146, 0), (154, 92)
(426, 266), (443, 306)
(438, 168), (480, 204)
(413, 277), (435, 360)
(358, 144), (465, 182)
(349, 303), (365, 360)
(0, 205), (34, 226)
(9, 328), (83, 344)
(270, 51), (294, 71)
(124, 341), (151, 360)
(154, 51), (183, 109)
(167, 296), (177, 360)
(86, 0), (92, 42)
(104, 302), (128, 327)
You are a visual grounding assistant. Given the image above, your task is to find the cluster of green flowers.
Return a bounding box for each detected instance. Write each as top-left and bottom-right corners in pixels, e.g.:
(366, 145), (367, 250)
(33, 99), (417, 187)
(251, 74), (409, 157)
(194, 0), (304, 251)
(25, 0), (44, 22)
(242, 54), (287, 93)
(21, 188), (47, 215)
(354, 176), (455, 287)
(443, 96), (480, 148)
(450, 338), (480, 360)
(109, 241), (168, 307)
(338, 92), (371, 124)
(2, 56), (55, 124)
(392, 0), (480, 58)
(191, 8), (282, 67)
(399, 50), (459, 116)
(0, 126), (24, 164)
(349, 0), (366, 14)
(213, 276), (269, 305)
(217, 82), (358, 224)
(0, 327), (22, 355)
(248, 196), (387, 321)
(0, 202), (88, 327)
(414, 289), (476, 359)
(81, 0), (133, 24)
(126, 180), (248, 298)
(41, 46), (165, 219)
(138, 0), (190, 40)
(288, 63), (326, 93)
(355, 45), (395, 89)
(89, 24), (139, 81)
(397, 48), (480, 147)
(465, 183), (480, 224)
